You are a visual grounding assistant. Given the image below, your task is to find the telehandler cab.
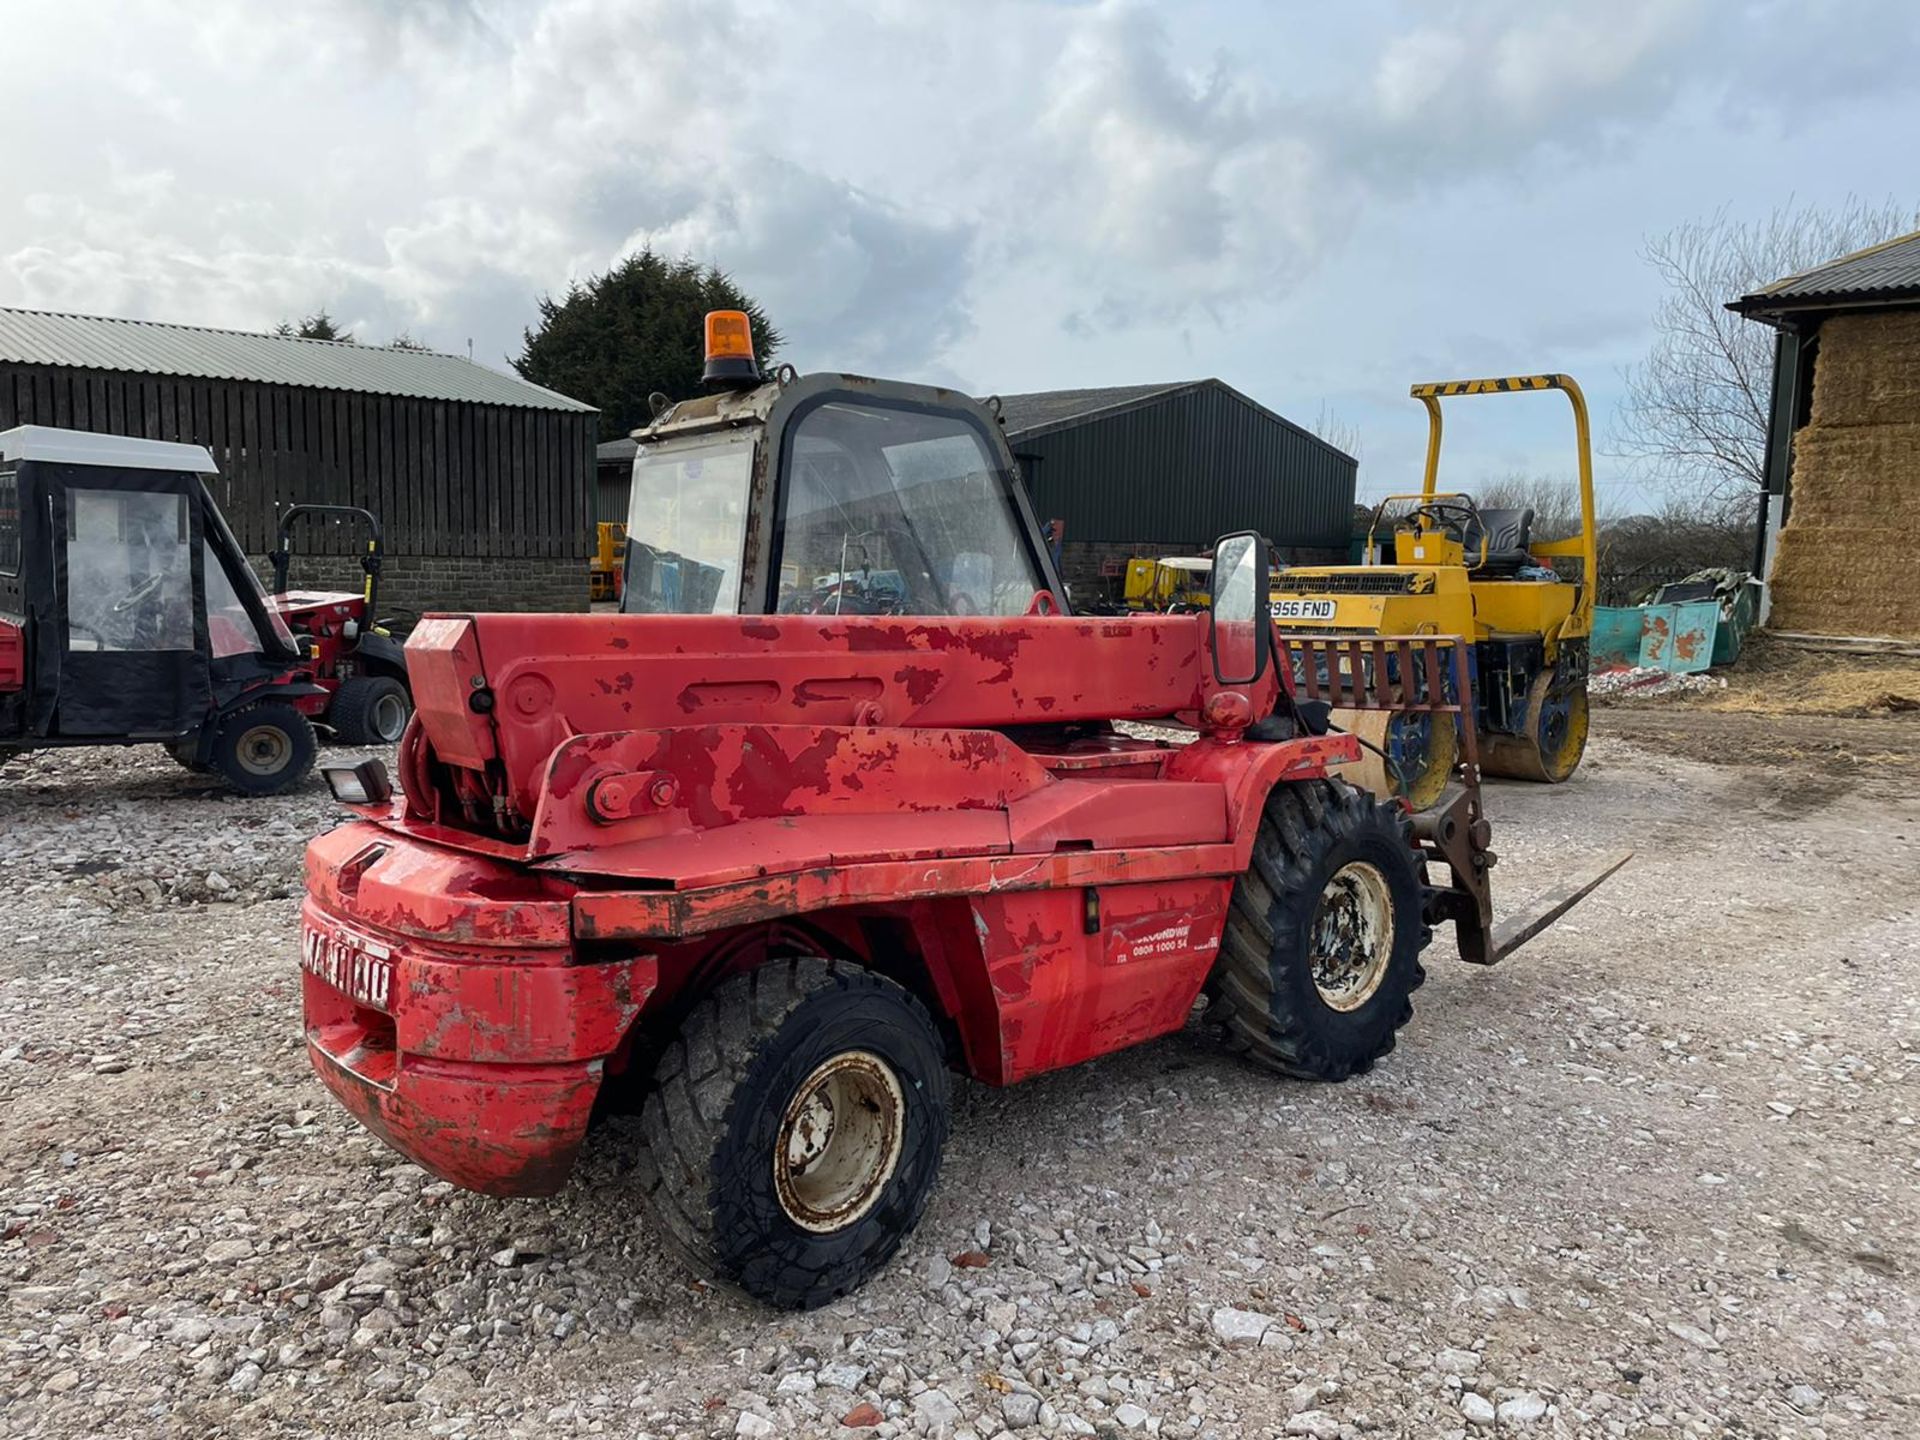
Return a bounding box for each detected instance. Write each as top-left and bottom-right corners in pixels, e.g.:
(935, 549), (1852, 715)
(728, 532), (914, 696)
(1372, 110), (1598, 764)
(298, 316), (1625, 1308)
(1272, 375), (1600, 804)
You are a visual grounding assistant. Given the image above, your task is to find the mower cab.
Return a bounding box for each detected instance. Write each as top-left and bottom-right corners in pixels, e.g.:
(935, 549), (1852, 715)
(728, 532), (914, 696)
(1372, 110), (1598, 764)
(0, 425), (320, 792)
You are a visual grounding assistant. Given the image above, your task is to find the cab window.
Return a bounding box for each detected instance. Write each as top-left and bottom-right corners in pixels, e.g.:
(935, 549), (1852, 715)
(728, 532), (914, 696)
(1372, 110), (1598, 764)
(0, 466), (19, 576)
(64, 489), (193, 652)
(775, 402), (1045, 616)
(203, 540), (264, 658)
(624, 434), (755, 614)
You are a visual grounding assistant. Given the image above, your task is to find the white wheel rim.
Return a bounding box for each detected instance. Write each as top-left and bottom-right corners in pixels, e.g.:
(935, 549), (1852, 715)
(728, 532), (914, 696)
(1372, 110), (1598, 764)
(1309, 861), (1395, 1011)
(774, 1051), (905, 1233)
(236, 724), (292, 776)
(371, 692), (409, 742)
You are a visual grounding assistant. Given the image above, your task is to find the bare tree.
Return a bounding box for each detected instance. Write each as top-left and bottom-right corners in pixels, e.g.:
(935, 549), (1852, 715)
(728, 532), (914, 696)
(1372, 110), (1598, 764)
(1613, 196), (1919, 522)
(1596, 493), (1755, 604)
(1309, 401), (1362, 461)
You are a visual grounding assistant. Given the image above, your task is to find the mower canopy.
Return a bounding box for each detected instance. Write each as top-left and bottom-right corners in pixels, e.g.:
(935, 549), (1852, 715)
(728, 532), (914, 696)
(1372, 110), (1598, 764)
(0, 427), (299, 744)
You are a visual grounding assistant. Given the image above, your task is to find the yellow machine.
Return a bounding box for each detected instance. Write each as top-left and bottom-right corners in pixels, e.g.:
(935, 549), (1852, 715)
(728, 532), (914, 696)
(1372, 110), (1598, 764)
(1121, 555), (1213, 613)
(590, 521), (628, 603)
(1273, 374), (1597, 803)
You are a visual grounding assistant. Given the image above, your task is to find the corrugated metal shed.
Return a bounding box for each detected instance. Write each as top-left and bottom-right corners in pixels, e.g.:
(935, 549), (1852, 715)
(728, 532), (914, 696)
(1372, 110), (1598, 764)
(1731, 229), (1920, 318)
(596, 437), (637, 525)
(996, 378), (1355, 551)
(0, 307), (592, 411)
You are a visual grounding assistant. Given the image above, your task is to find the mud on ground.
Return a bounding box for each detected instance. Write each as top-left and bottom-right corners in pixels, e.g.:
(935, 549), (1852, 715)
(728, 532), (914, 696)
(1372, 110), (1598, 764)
(2, 714), (1917, 1439)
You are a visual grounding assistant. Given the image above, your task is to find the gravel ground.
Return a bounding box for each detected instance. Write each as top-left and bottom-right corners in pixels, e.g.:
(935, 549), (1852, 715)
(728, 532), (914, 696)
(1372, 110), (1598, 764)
(3, 719), (1917, 1440)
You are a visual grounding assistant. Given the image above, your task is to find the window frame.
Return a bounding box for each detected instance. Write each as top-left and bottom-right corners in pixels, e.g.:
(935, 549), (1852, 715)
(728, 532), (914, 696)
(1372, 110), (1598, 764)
(0, 464), (19, 577)
(762, 391), (1055, 616)
(621, 429), (760, 616)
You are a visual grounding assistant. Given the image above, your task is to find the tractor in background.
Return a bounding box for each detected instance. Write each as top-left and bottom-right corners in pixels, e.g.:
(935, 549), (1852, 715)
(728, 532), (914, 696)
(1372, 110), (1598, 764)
(295, 315), (1626, 1309)
(1272, 374), (1599, 805)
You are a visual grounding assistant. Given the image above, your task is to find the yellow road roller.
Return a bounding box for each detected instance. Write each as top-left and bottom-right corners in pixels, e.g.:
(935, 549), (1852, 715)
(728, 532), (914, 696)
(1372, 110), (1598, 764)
(1271, 373), (1597, 805)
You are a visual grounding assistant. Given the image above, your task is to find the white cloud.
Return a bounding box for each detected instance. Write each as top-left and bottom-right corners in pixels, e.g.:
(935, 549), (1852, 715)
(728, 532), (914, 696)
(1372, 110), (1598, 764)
(0, 0), (1913, 476)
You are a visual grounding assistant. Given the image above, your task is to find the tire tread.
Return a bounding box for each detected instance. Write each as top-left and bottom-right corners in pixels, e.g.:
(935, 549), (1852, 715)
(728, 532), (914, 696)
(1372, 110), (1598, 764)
(1214, 779), (1429, 1080)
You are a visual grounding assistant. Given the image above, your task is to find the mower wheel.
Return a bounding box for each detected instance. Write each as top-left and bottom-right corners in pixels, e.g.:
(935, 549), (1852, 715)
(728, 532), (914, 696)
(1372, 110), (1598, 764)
(327, 676), (413, 746)
(166, 739), (208, 773)
(636, 958), (950, 1310)
(1214, 778), (1429, 1081)
(210, 702), (317, 796)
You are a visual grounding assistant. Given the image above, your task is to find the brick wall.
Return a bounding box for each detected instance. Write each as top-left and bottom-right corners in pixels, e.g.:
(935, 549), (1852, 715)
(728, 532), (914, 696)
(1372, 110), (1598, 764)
(254, 552), (590, 623)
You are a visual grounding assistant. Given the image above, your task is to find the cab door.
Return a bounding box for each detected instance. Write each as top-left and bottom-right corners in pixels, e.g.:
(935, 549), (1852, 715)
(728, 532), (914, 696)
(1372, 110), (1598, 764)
(45, 467), (212, 737)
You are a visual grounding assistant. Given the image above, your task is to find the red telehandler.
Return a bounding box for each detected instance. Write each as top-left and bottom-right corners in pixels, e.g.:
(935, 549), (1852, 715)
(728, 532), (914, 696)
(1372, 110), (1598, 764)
(299, 313), (1626, 1308)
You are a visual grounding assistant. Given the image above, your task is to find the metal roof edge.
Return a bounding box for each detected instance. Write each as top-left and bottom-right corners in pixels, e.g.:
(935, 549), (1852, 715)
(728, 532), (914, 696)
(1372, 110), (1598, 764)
(1199, 379), (1359, 468)
(1756, 226), (1920, 296)
(1727, 289), (1920, 323)
(0, 306), (598, 413)
(1731, 227), (1920, 318)
(1000, 381), (1202, 443)
(1003, 377), (1357, 469)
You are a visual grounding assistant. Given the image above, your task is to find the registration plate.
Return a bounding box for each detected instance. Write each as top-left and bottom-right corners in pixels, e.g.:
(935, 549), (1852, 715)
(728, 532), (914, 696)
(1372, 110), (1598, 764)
(1270, 598), (1336, 621)
(301, 921), (395, 1011)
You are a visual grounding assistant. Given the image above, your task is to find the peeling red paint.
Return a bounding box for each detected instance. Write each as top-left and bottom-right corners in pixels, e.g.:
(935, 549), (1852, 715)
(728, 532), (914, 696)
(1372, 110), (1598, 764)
(300, 608), (1386, 1198)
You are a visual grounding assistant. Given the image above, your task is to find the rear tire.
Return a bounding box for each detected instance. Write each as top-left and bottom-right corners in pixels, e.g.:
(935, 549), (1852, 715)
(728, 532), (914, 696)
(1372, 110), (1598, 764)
(211, 702), (316, 796)
(327, 675), (412, 746)
(1213, 779), (1429, 1080)
(636, 958), (950, 1310)
(166, 739), (208, 773)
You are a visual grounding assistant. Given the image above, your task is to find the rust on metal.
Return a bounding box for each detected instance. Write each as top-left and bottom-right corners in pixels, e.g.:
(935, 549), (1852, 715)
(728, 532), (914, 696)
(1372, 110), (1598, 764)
(299, 569), (1604, 1201)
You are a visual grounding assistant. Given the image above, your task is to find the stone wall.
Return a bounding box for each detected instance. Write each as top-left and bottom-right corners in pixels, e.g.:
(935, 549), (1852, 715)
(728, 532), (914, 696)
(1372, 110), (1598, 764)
(1769, 310), (1920, 638)
(254, 552), (589, 624)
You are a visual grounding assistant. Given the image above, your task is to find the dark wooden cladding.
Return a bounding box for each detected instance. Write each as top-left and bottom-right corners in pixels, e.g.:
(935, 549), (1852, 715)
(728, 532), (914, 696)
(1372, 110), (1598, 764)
(0, 362), (594, 559)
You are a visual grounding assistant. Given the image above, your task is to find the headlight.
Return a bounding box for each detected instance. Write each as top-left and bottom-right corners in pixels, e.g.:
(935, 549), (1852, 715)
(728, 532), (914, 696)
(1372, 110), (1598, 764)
(322, 758), (392, 806)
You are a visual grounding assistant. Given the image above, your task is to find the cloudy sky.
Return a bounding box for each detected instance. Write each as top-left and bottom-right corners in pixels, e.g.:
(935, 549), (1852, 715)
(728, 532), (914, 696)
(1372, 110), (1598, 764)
(3, 0), (1915, 509)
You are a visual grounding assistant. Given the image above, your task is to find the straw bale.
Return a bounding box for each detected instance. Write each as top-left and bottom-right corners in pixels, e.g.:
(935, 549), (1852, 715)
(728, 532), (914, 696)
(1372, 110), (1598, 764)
(1769, 416), (1920, 637)
(1809, 311), (1920, 429)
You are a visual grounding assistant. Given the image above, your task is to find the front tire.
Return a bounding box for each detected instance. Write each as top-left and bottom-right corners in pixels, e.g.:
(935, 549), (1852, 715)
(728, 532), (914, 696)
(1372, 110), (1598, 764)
(636, 959), (950, 1309)
(210, 702), (317, 796)
(1213, 779), (1429, 1080)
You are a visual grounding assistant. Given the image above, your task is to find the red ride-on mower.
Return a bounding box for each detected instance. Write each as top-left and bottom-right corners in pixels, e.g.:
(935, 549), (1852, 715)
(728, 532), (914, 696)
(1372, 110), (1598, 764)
(0, 425), (324, 793)
(266, 505), (413, 746)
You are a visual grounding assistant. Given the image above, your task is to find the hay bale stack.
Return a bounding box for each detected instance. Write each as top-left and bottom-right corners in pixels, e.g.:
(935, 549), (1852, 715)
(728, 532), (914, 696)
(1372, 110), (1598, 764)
(1770, 312), (1920, 638)
(1809, 312), (1920, 429)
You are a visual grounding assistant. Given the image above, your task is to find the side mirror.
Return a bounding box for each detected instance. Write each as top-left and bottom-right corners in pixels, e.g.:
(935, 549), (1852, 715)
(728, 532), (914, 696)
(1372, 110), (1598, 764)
(1208, 530), (1270, 686)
